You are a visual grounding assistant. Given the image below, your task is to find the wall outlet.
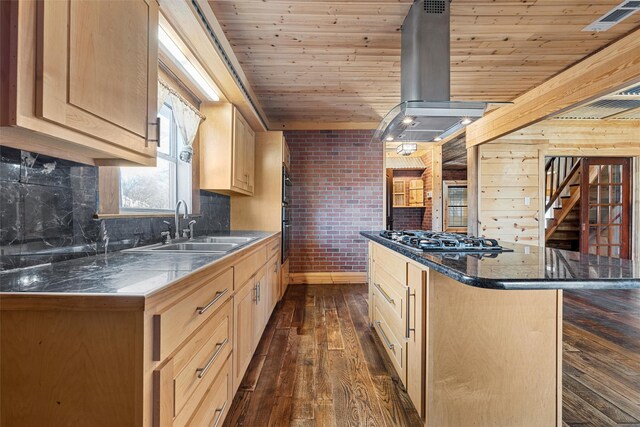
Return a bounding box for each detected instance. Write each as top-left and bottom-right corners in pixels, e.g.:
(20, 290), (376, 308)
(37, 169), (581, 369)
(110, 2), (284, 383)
(524, 196), (531, 206)
(426, 191), (433, 199)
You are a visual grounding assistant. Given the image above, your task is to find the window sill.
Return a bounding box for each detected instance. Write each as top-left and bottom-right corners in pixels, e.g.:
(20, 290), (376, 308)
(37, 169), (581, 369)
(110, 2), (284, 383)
(94, 213), (201, 219)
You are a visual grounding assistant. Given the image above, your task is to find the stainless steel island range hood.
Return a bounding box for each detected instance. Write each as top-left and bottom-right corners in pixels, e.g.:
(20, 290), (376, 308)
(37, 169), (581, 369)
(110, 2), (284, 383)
(373, 0), (490, 144)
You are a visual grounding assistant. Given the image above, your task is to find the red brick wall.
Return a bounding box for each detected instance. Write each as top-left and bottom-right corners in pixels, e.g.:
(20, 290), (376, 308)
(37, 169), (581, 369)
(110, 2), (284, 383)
(285, 130), (384, 273)
(393, 207), (425, 229)
(390, 170), (425, 230)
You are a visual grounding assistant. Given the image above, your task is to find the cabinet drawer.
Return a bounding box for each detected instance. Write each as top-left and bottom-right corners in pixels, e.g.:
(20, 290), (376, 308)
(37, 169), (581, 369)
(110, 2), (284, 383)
(154, 268), (233, 361)
(372, 243), (407, 281)
(373, 298), (406, 384)
(267, 238), (280, 261)
(371, 276), (406, 344)
(235, 246), (267, 290)
(188, 356), (232, 427)
(173, 302), (232, 422)
(372, 263), (407, 332)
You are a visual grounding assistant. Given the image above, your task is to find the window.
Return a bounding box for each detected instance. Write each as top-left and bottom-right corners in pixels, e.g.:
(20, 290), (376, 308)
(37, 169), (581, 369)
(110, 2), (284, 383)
(120, 103), (192, 212)
(443, 180), (468, 232)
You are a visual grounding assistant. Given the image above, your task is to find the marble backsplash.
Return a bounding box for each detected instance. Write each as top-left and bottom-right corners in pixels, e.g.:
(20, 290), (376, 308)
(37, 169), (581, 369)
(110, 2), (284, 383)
(0, 146), (230, 270)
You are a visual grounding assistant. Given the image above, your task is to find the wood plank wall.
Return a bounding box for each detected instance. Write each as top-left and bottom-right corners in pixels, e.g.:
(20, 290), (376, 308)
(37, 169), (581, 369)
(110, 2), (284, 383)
(478, 142), (543, 245)
(477, 137), (640, 252)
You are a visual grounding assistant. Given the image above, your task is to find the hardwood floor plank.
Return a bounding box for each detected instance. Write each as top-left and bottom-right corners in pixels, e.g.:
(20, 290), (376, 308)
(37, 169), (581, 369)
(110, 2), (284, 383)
(563, 388), (619, 427)
(326, 308), (345, 350)
(328, 350), (363, 427)
(275, 300), (296, 329)
(276, 329), (301, 398)
(342, 287), (389, 378)
(564, 375), (639, 424)
(291, 335), (316, 420)
(268, 396), (293, 427)
(314, 301), (334, 401)
(333, 289), (387, 427)
(239, 328), (291, 424)
(240, 355), (267, 392)
(223, 390), (252, 427)
(315, 401), (337, 427)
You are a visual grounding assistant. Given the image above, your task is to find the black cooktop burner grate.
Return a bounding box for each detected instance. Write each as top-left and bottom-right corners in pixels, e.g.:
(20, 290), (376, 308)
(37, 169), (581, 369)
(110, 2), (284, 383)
(379, 230), (512, 252)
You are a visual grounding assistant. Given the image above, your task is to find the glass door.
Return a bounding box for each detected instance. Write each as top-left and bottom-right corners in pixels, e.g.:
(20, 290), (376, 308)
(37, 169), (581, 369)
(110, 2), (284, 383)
(580, 158), (632, 259)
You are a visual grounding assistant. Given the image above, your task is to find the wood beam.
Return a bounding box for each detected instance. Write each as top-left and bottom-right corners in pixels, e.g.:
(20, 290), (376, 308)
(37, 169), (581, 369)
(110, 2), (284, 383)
(466, 27), (640, 148)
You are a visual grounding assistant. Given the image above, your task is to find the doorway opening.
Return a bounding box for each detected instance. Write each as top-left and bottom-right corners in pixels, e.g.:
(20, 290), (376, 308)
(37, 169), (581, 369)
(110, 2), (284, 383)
(544, 156), (633, 259)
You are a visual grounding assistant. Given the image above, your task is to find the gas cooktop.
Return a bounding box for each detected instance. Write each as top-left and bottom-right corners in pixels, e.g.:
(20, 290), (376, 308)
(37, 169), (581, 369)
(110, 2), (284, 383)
(379, 230), (513, 253)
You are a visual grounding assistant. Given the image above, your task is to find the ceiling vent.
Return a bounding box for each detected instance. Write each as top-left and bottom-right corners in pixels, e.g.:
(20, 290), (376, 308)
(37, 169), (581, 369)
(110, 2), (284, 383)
(583, 1), (640, 32)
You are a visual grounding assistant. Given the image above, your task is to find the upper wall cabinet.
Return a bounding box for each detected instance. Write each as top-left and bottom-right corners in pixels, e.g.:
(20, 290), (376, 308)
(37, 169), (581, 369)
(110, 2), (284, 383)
(200, 103), (256, 196)
(0, 0), (158, 166)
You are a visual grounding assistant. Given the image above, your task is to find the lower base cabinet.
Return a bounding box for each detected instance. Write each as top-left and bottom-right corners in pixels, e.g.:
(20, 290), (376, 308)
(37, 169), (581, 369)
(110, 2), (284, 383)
(0, 235), (282, 427)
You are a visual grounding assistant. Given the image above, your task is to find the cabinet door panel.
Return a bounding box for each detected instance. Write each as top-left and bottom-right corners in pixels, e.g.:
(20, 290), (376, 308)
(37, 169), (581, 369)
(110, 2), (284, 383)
(36, 0), (157, 157)
(246, 125), (255, 193)
(252, 267), (268, 348)
(233, 278), (255, 394)
(232, 113), (247, 189)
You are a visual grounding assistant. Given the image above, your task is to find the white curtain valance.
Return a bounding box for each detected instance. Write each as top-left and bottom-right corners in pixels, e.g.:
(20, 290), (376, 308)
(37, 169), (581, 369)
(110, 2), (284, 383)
(158, 79), (206, 163)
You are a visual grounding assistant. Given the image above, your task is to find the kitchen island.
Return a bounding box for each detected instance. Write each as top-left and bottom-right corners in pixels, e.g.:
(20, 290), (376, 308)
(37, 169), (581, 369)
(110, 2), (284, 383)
(361, 231), (640, 427)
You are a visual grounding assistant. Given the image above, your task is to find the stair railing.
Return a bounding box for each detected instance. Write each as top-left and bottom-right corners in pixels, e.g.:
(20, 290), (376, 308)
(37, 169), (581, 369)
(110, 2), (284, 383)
(545, 157), (581, 214)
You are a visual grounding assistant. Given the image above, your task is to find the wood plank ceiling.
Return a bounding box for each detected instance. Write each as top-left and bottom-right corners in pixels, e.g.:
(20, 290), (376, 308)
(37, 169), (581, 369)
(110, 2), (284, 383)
(207, 0), (640, 129)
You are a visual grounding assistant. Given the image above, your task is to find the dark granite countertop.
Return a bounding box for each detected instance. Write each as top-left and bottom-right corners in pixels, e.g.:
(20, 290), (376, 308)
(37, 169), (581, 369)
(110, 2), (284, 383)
(0, 231), (276, 296)
(361, 232), (640, 290)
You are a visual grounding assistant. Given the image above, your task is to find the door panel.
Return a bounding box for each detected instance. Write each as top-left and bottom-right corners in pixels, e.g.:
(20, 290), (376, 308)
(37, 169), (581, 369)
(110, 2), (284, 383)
(232, 112), (247, 189)
(580, 158), (632, 259)
(233, 278), (255, 394)
(36, 0), (157, 157)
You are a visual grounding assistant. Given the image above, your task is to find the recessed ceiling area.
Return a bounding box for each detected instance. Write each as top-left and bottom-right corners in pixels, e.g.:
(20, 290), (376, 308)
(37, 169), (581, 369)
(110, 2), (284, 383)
(556, 83), (640, 120)
(207, 0), (640, 128)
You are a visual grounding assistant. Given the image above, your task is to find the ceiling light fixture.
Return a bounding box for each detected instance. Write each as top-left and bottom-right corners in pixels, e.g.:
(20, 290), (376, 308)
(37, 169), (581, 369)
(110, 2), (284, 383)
(396, 142), (418, 156)
(158, 26), (220, 101)
(461, 117), (472, 125)
(402, 117), (414, 124)
(433, 136), (442, 142)
(386, 136), (395, 141)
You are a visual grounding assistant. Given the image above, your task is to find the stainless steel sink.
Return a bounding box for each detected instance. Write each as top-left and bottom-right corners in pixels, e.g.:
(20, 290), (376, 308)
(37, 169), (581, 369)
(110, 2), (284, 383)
(198, 236), (255, 244)
(152, 242), (238, 252)
(124, 235), (259, 254)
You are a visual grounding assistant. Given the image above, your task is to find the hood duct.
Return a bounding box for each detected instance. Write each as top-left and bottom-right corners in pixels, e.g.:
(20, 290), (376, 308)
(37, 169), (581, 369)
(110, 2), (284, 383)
(374, 0), (490, 144)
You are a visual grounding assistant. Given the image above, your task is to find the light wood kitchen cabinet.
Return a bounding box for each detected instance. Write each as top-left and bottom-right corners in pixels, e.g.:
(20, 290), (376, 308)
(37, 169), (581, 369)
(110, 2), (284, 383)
(200, 103), (256, 196)
(0, 0), (158, 166)
(1, 234), (282, 427)
(233, 274), (256, 394)
(252, 266), (268, 351)
(266, 254), (280, 316)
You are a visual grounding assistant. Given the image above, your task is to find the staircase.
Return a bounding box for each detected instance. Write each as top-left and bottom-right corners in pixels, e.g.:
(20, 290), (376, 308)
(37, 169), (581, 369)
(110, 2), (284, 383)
(544, 157), (582, 250)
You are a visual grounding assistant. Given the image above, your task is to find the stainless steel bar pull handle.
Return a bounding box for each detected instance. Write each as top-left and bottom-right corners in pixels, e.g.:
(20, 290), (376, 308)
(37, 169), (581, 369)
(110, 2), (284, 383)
(373, 283), (394, 305)
(196, 289), (229, 315)
(212, 400), (228, 427)
(406, 287), (416, 339)
(196, 338), (229, 379)
(374, 321), (395, 353)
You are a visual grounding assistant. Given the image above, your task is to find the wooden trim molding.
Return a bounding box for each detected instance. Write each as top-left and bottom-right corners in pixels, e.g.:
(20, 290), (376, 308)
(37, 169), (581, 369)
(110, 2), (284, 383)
(466, 27), (640, 147)
(289, 272), (368, 285)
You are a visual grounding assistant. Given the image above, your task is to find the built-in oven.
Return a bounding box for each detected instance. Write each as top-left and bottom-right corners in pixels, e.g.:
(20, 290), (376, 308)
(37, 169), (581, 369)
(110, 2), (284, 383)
(282, 165), (292, 263)
(283, 166), (292, 206)
(282, 219), (291, 262)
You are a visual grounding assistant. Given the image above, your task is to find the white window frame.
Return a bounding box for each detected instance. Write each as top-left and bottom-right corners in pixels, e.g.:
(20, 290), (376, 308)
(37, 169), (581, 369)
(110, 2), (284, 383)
(119, 102), (192, 214)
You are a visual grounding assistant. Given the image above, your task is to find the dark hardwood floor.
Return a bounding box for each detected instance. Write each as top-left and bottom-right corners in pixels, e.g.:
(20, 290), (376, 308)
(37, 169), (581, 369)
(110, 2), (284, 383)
(562, 289), (640, 427)
(224, 284), (640, 427)
(223, 283), (422, 427)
